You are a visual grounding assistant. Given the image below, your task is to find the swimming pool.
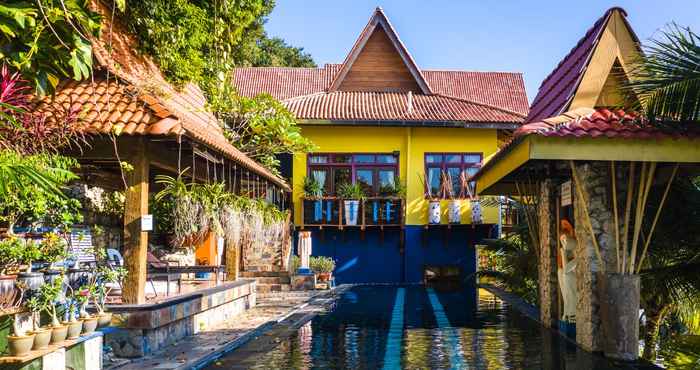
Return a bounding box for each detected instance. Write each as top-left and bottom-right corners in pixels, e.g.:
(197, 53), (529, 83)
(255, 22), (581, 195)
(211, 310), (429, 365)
(204, 286), (651, 369)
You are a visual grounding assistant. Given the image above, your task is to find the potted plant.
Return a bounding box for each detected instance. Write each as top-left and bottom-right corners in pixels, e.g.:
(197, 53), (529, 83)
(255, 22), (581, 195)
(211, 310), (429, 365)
(38, 232), (69, 284)
(0, 237), (22, 309)
(73, 284), (98, 334)
(25, 295), (52, 350)
(419, 174), (441, 224)
(460, 172), (482, 224)
(17, 239), (44, 291)
(93, 265), (127, 327)
(8, 313), (35, 357)
(62, 284), (83, 339)
(377, 178), (406, 224)
(33, 277), (69, 344)
(302, 176), (325, 223)
(444, 171), (461, 224)
(337, 183), (365, 226)
(310, 256), (335, 282)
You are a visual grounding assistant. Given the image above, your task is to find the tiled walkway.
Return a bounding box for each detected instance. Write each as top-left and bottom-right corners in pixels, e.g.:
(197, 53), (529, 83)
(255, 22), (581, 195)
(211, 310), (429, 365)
(105, 291), (325, 370)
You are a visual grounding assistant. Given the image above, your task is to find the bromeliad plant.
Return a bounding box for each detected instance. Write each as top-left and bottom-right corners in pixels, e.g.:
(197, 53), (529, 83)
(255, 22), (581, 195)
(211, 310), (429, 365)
(378, 177), (406, 198)
(302, 175), (324, 198)
(337, 182), (365, 200)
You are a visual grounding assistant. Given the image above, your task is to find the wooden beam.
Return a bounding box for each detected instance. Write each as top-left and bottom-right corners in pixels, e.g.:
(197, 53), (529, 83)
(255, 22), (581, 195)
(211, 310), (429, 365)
(122, 138), (150, 304)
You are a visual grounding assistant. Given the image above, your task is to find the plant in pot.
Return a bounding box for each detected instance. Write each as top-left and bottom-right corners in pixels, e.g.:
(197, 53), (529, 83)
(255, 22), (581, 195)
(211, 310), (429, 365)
(74, 284), (98, 335)
(25, 295), (52, 350)
(38, 232), (69, 284)
(155, 172), (210, 248)
(93, 265), (127, 327)
(0, 237), (22, 309)
(419, 174), (442, 225)
(8, 308), (35, 357)
(460, 171), (482, 224)
(33, 276), (69, 345)
(302, 176), (325, 223)
(443, 171), (461, 224)
(16, 239), (44, 292)
(309, 256), (336, 283)
(337, 183), (365, 226)
(62, 284), (83, 339)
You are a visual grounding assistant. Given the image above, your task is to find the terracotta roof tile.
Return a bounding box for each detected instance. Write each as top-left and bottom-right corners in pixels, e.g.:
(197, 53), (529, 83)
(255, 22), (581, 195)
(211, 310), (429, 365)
(233, 66), (528, 124)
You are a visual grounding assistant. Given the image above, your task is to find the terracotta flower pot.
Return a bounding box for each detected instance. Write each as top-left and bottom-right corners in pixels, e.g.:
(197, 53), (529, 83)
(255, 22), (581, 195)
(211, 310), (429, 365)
(97, 312), (113, 327)
(8, 333), (35, 357)
(50, 324), (68, 344)
(63, 321), (83, 340)
(317, 272), (332, 282)
(80, 317), (98, 335)
(29, 328), (52, 350)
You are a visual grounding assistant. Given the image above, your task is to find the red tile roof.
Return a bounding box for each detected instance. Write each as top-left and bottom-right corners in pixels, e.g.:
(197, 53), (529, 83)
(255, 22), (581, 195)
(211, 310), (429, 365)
(32, 1), (288, 190)
(234, 65), (528, 124)
(516, 108), (700, 140)
(526, 7), (639, 123)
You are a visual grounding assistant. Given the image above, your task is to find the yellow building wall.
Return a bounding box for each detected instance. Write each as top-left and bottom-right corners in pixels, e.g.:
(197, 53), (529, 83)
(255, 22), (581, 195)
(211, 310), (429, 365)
(292, 125), (501, 226)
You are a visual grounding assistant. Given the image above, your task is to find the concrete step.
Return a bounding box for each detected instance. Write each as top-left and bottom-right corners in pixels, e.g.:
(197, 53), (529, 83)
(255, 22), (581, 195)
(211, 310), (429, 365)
(255, 276), (291, 284)
(240, 271), (290, 278)
(244, 265), (282, 272)
(256, 283), (291, 294)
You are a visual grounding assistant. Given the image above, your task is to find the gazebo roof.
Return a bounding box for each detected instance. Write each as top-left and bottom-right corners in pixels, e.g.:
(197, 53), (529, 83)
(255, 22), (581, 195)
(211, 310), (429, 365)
(472, 108), (700, 195)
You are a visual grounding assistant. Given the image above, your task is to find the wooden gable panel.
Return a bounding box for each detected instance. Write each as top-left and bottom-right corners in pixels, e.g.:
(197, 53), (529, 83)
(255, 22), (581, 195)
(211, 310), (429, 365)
(337, 26), (422, 93)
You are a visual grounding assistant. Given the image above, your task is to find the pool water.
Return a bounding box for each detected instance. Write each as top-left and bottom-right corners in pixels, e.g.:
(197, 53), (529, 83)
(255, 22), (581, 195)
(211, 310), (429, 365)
(206, 286), (650, 369)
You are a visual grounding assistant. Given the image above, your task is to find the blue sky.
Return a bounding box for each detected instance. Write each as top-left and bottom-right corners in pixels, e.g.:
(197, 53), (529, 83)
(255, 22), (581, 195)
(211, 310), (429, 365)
(264, 1), (700, 102)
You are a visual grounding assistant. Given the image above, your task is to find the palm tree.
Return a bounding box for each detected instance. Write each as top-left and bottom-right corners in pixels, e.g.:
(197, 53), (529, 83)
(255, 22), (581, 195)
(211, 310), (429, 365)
(626, 24), (700, 124)
(638, 176), (700, 360)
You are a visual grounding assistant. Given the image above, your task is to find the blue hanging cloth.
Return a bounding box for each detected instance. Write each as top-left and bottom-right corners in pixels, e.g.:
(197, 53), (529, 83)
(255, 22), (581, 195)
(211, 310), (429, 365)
(326, 200), (332, 222)
(314, 200), (323, 222)
(386, 201), (393, 223)
(373, 201), (379, 223)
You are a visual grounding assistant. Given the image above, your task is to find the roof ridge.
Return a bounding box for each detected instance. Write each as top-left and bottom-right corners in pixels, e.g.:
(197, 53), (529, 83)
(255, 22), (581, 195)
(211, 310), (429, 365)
(435, 93), (527, 119)
(422, 69), (524, 75)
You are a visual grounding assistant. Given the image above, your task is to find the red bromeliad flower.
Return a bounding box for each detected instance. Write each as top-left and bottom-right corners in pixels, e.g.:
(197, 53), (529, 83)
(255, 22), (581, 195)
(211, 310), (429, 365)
(0, 64), (31, 112)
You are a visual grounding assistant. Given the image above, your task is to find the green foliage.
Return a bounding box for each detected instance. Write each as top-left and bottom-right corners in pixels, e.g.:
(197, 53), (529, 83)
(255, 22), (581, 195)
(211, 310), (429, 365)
(302, 175), (324, 198)
(378, 177), (407, 198)
(309, 256), (335, 273)
(18, 239), (42, 268)
(290, 255), (300, 272)
(0, 236), (23, 273)
(337, 182), (366, 200)
(38, 232), (68, 264)
(626, 24), (700, 124)
(211, 87), (315, 175)
(0, 0), (101, 95)
(234, 34), (315, 68)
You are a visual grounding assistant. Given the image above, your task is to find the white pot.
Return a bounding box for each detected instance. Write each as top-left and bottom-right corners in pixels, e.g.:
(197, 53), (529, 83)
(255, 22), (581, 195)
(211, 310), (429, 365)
(471, 199), (483, 224)
(448, 199), (461, 224)
(344, 200), (360, 226)
(428, 200), (441, 224)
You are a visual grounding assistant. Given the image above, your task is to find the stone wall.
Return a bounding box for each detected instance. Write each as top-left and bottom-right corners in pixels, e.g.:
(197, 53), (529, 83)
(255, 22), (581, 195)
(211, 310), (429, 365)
(538, 179), (559, 328)
(572, 162), (617, 352)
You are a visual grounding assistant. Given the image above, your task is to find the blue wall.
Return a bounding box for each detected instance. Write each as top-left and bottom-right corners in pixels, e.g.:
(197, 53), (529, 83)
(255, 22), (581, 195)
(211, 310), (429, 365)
(296, 225), (494, 285)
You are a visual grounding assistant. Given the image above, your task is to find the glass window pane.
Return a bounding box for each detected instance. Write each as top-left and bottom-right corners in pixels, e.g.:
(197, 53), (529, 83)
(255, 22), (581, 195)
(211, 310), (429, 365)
(333, 168), (351, 195)
(311, 169), (330, 194)
(425, 154), (443, 164)
(333, 154), (352, 163)
(427, 167), (442, 197)
(376, 154), (397, 164)
(356, 169), (374, 194)
(378, 170), (396, 187)
(309, 155), (328, 164)
(354, 154), (375, 163)
(447, 167), (462, 198)
(463, 154), (482, 164)
(465, 167), (479, 178)
(446, 154), (462, 163)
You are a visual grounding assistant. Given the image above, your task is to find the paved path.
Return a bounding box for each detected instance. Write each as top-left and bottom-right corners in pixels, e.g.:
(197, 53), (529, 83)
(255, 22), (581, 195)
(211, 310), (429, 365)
(105, 290), (333, 370)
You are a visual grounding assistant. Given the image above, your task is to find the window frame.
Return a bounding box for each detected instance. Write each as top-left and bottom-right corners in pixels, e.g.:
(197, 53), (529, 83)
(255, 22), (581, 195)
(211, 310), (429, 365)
(307, 153), (400, 196)
(423, 152), (483, 199)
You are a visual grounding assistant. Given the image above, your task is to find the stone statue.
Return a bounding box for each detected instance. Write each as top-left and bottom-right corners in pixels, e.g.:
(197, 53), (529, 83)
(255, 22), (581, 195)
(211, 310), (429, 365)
(559, 219), (578, 321)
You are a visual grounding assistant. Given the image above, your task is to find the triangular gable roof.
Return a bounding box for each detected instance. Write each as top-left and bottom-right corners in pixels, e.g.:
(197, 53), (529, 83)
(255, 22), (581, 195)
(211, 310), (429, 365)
(328, 7), (432, 94)
(526, 7), (641, 122)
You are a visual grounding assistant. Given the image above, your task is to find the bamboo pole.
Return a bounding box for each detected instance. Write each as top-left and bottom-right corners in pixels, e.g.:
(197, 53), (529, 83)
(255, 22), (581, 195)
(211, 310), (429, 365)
(569, 161), (605, 272)
(636, 163), (679, 274)
(629, 162), (656, 274)
(611, 161), (621, 273)
(621, 162), (635, 274)
(629, 162), (647, 274)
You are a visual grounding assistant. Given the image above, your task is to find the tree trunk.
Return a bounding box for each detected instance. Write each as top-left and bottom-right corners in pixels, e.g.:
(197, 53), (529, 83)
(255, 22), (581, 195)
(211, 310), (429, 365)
(642, 306), (669, 361)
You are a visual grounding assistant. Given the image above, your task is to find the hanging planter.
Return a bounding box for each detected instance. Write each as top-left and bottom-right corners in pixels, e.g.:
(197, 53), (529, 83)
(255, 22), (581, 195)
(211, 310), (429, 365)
(448, 199), (461, 224)
(470, 199), (483, 224)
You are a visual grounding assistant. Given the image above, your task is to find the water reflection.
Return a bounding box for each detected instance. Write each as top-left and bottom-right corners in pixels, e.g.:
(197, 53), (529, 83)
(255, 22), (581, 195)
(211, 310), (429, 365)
(221, 286), (650, 369)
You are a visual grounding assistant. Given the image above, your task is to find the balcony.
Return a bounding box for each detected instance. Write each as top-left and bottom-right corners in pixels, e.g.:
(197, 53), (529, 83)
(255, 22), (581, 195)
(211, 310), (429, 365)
(300, 197), (405, 229)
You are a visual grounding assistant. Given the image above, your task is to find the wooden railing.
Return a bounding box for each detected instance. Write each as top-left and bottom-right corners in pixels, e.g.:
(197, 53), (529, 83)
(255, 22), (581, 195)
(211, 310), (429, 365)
(300, 196), (405, 229)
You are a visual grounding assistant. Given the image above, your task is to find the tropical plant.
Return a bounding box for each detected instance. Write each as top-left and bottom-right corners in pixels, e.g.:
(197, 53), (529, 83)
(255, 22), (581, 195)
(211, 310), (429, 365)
(33, 276), (64, 327)
(302, 175), (324, 198)
(337, 182), (365, 200)
(0, 1), (101, 95)
(0, 237), (23, 274)
(378, 177), (406, 198)
(155, 172), (209, 247)
(16, 239), (42, 273)
(625, 24), (700, 124)
(93, 265), (126, 315)
(39, 232), (69, 267)
(309, 256), (335, 274)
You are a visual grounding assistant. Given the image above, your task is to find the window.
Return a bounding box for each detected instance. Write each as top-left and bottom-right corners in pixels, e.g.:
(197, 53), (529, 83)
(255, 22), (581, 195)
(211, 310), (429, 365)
(308, 153), (399, 195)
(424, 152), (482, 198)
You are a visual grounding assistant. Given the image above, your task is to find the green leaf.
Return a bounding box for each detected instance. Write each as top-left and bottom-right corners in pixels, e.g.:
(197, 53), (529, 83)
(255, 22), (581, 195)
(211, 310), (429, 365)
(115, 0), (126, 13)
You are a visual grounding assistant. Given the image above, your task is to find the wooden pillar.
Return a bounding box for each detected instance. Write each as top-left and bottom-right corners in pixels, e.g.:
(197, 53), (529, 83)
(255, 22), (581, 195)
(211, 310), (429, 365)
(538, 179), (559, 328)
(122, 138), (149, 304)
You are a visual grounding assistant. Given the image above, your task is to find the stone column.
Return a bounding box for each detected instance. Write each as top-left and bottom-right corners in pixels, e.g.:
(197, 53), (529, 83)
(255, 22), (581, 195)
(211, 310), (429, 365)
(572, 162), (617, 352)
(538, 179), (559, 328)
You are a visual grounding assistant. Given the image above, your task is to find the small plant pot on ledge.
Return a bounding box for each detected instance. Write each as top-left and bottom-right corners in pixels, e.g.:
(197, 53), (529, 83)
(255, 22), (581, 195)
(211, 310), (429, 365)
(63, 321), (83, 340)
(599, 273), (640, 361)
(344, 200), (360, 225)
(49, 324), (68, 344)
(29, 327), (52, 350)
(8, 333), (35, 357)
(81, 317), (99, 334)
(428, 200), (441, 224)
(317, 272), (332, 282)
(97, 312), (113, 327)
(448, 199), (461, 224)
